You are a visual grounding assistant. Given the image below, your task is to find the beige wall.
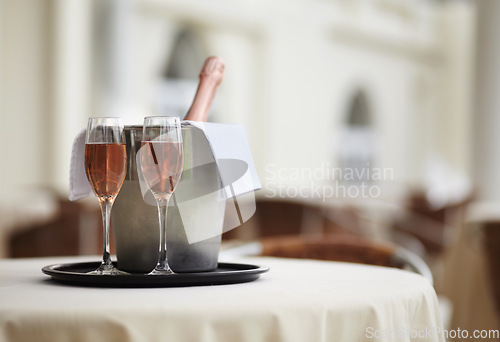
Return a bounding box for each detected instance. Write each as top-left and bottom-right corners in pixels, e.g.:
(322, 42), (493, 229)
(0, 0), (52, 195)
(473, 0), (500, 201)
(0, 0), (91, 196)
(0, 0), (476, 204)
(137, 0), (475, 203)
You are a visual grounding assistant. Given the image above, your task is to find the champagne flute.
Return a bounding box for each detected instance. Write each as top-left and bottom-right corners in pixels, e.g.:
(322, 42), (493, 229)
(139, 116), (184, 275)
(85, 117), (127, 275)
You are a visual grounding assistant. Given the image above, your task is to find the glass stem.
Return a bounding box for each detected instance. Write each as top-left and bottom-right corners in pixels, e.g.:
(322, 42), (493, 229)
(99, 196), (114, 267)
(156, 195), (171, 271)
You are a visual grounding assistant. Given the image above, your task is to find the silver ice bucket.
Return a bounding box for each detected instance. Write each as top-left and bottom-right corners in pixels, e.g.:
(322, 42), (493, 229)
(112, 125), (225, 273)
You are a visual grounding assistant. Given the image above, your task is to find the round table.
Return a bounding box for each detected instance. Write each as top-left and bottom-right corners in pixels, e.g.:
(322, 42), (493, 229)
(0, 256), (444, 342)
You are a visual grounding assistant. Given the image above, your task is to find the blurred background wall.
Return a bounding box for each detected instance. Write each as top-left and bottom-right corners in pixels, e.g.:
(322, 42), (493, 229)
(0, 0), (475, 201)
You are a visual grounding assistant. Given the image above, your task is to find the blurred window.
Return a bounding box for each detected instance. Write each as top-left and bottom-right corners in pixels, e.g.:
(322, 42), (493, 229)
(154, 29), (207, 117)
(339, 91), (375, 184)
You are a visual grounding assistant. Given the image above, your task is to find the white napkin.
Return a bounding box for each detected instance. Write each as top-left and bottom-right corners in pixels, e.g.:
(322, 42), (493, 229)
(180, 121), (261, 240)
(185, 121), (261, 193)
(183, 122), (260, 237)
(69, 129), (93, 201)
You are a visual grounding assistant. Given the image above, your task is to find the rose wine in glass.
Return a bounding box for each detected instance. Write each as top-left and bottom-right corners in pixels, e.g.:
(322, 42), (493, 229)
(139, 141), (183, 195)
(139, 116), (184, 275)
(85, 117), (127, 275)
(85, 144), (127, 196)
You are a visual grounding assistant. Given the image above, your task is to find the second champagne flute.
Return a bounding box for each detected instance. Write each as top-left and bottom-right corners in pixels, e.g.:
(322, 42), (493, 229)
(139, 116), (184, 274)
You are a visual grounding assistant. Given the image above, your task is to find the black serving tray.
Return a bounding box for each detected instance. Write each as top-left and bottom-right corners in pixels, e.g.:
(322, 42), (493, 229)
(42, 262), (269, 288)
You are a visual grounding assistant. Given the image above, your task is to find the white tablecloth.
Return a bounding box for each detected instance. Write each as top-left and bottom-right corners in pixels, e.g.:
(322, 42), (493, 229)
(0, 256), (443, 342)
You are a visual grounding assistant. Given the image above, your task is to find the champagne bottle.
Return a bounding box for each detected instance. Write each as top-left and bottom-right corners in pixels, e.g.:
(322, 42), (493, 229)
(184, 56), (225, 122)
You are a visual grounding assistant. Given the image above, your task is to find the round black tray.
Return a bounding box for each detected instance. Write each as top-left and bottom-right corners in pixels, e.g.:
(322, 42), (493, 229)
(42, 261), (269, 288)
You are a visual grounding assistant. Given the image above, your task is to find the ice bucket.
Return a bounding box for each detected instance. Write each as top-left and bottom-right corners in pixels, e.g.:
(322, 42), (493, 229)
(112, 125), (225, 273)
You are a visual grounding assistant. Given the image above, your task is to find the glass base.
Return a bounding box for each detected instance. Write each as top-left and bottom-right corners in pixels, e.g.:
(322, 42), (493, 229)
(148, 265), (174, 275)
(87, 263), (129, 275)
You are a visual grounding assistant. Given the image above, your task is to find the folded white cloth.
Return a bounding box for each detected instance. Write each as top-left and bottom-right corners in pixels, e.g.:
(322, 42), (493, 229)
(186, 121), (261, 195)
(69, 129), (93, 201)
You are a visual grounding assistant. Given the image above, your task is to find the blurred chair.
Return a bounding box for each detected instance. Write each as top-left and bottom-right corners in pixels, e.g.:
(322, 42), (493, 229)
(259, 234), (433, 284)
(9, 196), (103, 258)
(437, 205), (500, 334)
(482, 222), (500, 318)
(392, 190), (472, 256)
(322, 204), (364, 236)
(223, 198), (360, 241)
(223, 199), (318, 240)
